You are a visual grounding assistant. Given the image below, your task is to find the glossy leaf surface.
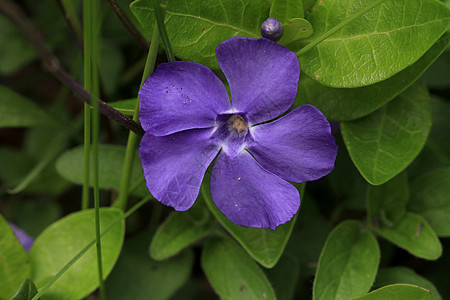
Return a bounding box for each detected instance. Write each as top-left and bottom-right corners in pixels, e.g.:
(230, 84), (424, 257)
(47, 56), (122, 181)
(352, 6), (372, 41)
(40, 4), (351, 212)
(202, 237), (276, 300)
(313, 220), (380, 300)
(341, 83), (432, 185)
(375, 267), (442, 300)
(131, 0), (268, 69)
(29, 208), (125, 300)
(0, 216), (30, 299)
(150, 202), (212, 260)
(374, 212), (442, 260)
(300, 0), (450, 87)
(295, 33), (449, 121)
(356, 284), (434, 300)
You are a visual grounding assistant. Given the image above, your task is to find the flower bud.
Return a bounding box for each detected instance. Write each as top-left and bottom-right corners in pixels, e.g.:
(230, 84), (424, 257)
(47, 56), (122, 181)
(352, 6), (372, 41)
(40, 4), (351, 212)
(261, 18), (284, 41)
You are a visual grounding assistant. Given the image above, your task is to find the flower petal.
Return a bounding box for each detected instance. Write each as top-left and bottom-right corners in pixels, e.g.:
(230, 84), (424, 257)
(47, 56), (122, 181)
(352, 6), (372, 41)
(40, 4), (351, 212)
(210, 151), (300, 229)
(139, 128), (220, 210)
(139, 61), (231, 136)
(248, 105), (338, 182)
(216, 37), (300, 124)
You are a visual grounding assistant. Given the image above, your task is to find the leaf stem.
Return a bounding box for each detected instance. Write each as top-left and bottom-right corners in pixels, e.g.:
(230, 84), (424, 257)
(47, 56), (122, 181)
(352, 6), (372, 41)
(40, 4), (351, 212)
(296, 0), (386, 56)
(114, 22), (161, 210)
(31, 195), (154, 300)
(153, 0), (175, 62)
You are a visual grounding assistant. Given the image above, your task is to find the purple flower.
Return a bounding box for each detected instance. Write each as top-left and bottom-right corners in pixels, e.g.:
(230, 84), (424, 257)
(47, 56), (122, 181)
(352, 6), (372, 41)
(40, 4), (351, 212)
(139, 37), (337, 229)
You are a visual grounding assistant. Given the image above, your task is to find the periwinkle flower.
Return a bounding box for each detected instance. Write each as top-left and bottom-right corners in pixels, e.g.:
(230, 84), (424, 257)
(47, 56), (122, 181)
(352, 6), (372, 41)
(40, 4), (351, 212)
(139, 37), (337, 229)
(261, 17), (284, 41)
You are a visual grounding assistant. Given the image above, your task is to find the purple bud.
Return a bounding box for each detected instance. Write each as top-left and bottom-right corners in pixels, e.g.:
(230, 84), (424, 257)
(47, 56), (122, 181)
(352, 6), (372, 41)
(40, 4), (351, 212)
(261, 18), (284, 41)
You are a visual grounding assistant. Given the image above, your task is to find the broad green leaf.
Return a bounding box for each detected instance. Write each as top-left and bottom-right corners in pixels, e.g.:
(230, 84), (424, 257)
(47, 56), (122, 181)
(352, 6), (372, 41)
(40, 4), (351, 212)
(55, 144), (148, 196)
(109, 98), (137, 116)
(0, 86), (55, 128)
(130, 0), (269, 69)
(280, 18), (313, 46)
(367, 172), (408, 226)
(0, 215), (30, 299)
(341, 82), (432, 185)
(313, 220), (380, 300)
(150, 202), (212, 260)
(295, 33), (450, 121)
(0, 16), (36, 75)
(201, 178), (303, 268)
(374, 212), (442, 260)
(374, 267), (442, 300)
(270, 0), (304, 21)
(201, 237), (276, 300)
(10, 279), (38, 300)
(356, 284), (434, 300)
(106, 233), (193, 300)
(300, 0), (450, 88)
(265, 254), (299, 300)
(408, 168), (450, 237)
(29, 208), (125, 300)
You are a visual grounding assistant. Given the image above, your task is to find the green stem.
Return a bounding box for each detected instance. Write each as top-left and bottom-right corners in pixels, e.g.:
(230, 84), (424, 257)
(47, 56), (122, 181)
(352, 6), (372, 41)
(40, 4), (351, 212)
(31, 195), (153, 300)
(114, 23), (161, 210)
(153, 0), (175, 62)
(296, 0), (386, 56)
(82, 0), (92, 210)
(84, 0), (105, 298)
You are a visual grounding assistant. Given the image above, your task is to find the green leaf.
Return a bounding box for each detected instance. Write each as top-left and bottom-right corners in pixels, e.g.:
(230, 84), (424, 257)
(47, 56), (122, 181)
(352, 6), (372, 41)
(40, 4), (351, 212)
(10, 279), (38, 300)
(201, 237), (276, 300)
(201, 178), (303, 268)
(280, 18), (313, 45)
(55, 144), (148, 196)
(150, 202), (213, 260)
(374, 212), (442, 260)
(341, 82), (432, 185)
(130, 0), (269, 69)
(367, 172), (408, 226)
(109, 98), (137, 117)
(0, 215), (31, 299)
(29, 208), (125, 300)
(106, 233), (193, 300)
(313, 220), (380, 300)
(0, 86), (55, 128)
(355, 284), (434, 300)
(408, 168), (450, 237)
(300, 0), (450, 87)
(295, 33), (450, 121)
(270, 0), (304, 21)
(374, 267), (442, 300)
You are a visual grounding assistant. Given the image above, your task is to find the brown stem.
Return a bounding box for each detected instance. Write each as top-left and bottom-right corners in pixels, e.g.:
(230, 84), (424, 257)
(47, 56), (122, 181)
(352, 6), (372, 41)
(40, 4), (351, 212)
(0, 0), (144, 136)
(106, 0), (149, 51)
